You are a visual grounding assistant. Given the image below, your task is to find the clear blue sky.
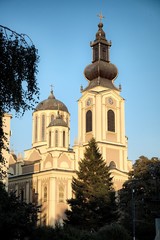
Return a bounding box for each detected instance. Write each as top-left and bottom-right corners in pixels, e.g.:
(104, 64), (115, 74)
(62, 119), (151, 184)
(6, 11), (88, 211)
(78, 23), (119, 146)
(1, 0), (160, 162)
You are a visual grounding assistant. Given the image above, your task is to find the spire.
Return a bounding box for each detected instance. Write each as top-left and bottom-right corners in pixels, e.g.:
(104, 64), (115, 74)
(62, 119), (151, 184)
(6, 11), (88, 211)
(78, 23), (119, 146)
(95, 12), (106, 41)
(90, 17), (111, 63)
(83, 17), (119, 91)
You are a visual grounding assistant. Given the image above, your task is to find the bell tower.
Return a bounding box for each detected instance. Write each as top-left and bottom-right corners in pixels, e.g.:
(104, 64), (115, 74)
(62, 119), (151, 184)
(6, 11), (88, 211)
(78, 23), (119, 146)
(74, 18), (131, 189)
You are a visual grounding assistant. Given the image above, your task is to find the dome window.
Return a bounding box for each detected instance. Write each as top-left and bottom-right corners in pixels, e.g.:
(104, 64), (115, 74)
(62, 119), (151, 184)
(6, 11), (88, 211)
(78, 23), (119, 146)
(35, 115), (38, 142)
(41, 114), (46, 141)
(51, 114), (54, 122)
(55, 130), (58, 147)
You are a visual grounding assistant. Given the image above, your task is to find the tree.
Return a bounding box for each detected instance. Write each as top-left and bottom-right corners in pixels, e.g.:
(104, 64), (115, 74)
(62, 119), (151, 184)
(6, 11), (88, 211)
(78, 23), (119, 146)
(65, 137), (118, 231)
(0, 25), (39, 178)
(94, 223), (131, 240)
(119, 156), (160, 240)
(0, 181), (40, 240)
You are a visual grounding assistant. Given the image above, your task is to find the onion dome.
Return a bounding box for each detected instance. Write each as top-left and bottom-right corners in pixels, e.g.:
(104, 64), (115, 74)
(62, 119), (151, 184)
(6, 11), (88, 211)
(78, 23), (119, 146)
(34, 90), (69, 113)
(84, 61), (118, 81)
(48, 113), (68, 127)
(83, 21), (119, 91)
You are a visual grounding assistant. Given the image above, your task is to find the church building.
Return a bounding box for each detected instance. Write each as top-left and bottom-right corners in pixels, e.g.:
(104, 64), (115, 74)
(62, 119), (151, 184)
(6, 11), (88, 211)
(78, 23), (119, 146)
(8, 19), (132, 226)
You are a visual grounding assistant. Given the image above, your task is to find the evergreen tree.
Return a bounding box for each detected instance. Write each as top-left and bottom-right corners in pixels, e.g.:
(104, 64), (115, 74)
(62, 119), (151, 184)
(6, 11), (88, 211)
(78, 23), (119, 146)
(65, 138), (118, 231)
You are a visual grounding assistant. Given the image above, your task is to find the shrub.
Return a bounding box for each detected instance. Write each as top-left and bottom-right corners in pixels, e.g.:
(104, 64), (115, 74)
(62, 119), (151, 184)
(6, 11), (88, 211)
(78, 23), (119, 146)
(94, 223), (131, 240)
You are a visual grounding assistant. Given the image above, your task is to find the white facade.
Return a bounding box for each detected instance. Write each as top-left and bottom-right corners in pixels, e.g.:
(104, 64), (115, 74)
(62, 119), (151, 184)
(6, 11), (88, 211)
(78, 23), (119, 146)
(8, 21), (132, 226)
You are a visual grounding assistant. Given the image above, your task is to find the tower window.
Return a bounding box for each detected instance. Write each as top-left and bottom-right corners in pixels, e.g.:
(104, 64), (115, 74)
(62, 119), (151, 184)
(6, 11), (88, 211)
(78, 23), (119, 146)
(49, 131), (51, 147)
(55, 130), (58, 147)
(63, 131), (65, 147)
(107, 110), (115, 132)
(59, 184), (65, 203)
(102, 47), (106, 61)
(86, 110), (92, 132)
(41, 114), (45, 141)
(93, 46), (98, 62)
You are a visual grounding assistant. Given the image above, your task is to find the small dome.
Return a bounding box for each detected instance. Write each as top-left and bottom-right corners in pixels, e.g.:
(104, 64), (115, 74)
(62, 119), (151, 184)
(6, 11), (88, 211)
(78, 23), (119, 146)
(84, 60), (118, 81)
(48, 114), (68, 127)
(34, 90), (69, 113)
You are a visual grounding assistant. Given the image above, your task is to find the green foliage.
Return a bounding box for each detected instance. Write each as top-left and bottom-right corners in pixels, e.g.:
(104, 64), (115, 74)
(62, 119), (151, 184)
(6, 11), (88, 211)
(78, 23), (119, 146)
(134, 221), (155, 240)
(0, 181), (40, 240)
(30, 225), (93, 240)
(65, 137), (118, 231)
(0, 113), (8, 177)
(30, 224), (131, 240)
(30, 226), (55, 240)
(0, 25), (39, 114)
(0, 25), (39, 175)
(119, 155), (160, 240)
(94, 223), (131, 240)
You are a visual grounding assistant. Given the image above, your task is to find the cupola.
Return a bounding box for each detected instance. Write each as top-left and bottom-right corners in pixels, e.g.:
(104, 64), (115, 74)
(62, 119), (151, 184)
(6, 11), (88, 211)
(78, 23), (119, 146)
(32, 89), (70, 149)
(83, 20), (119, 91)
(35, 90), (68, 113)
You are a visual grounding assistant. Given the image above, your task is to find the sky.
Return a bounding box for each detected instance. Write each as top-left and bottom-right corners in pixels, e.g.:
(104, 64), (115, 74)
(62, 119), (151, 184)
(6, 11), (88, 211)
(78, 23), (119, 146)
(1, 0), (160, 162)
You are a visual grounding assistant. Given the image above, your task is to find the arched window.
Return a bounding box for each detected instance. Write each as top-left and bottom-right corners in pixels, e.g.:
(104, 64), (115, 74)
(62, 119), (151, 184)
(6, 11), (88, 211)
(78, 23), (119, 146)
(66, 116), (68, 125)
(109, 161), (116, 169)
(102, 47), (106, 61)
(35, 115), (38, 142)
(43, 214), (46, 226)
(20, 189), (24, 202)
(63, 131), (65, 147)
(55, 130), (58, 147)
(107, 110), (115, 132)
(86, 110), (92, 132)
(44, 186), (47, 202)
(41, 115), (45, 141)
(59, 184), (65, 203)
(32, 188), (38, 204)
(93, 46), (98, 61)
(51, 114), (54, 122)
(49, 131), (51, 147)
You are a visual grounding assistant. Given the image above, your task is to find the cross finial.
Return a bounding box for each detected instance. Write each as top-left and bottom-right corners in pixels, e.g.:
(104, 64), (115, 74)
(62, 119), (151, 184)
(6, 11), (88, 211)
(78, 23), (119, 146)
(97, 12), (105, 22)
(50, 84), (54, 92)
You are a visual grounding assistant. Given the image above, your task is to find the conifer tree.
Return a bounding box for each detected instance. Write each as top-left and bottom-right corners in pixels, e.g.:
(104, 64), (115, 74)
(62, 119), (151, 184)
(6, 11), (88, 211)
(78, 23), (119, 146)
(65, 137), (118, 231)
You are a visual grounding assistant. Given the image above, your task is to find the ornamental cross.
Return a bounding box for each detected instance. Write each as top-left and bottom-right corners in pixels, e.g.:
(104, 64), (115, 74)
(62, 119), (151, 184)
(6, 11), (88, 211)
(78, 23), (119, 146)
(50, 84), (54, 92)
(97, 12), (105, 22)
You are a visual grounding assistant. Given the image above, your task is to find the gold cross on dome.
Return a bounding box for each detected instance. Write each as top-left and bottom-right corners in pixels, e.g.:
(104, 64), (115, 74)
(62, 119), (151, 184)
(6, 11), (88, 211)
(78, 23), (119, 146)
(97, 12), (105, 22)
